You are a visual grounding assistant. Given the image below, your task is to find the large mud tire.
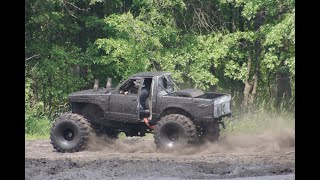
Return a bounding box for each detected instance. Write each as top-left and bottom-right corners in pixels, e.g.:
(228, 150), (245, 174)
(154, 114), (197, 150)
(50, 113), (92, 153)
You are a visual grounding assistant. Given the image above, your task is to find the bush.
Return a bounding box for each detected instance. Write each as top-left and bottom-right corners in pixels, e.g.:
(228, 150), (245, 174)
(25, 115), (51, 136)
(25, 101), (53, 139)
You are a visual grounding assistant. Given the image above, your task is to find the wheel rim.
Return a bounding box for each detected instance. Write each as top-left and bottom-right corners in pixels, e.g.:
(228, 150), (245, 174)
(53, 121), (81, 150)
(159, 122), (186, 148)
(63, 128), (74, 141)
(167, 130), (180, 142)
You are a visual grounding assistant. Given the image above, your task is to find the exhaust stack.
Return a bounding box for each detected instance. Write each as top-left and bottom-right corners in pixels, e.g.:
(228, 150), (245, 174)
(106, 77), (112, 88)
(93, 79), (99, 90)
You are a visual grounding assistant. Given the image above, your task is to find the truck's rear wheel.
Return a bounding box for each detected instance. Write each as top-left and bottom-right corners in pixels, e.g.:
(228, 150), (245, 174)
(50, 113), (92, 153)
(154, 114), (197, 150)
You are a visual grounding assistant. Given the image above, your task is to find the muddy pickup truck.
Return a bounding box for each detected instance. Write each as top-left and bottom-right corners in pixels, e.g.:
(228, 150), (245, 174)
(50, 72), (232, 152)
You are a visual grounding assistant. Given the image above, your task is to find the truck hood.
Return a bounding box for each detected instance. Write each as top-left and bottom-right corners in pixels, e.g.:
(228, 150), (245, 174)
(68, 88), (114, 112)
(68, 88), (113, 101)
(69, 88), (114, 98)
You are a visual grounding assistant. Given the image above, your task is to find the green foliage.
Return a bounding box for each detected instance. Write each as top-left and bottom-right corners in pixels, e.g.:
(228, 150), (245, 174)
(25, 113), (52, 136)
(25, 0), (295, 138)
(25, 77), (52, 137)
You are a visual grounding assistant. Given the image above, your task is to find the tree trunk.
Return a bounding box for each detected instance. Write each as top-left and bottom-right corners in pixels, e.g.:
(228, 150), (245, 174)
(238, 6), (244, 32)
(31, 80), (38, 104)
(228, 3), (233, 32)
(276, 72), (292, 108)
(267, 70), (273, 98)
(243, 51), (253, 107)
(243, 11), (264, 107)
(48, 76), (53, 112)
(249, 41), (261, 104)
(42, 80), (46, 111)
(250, 70), (259, 104)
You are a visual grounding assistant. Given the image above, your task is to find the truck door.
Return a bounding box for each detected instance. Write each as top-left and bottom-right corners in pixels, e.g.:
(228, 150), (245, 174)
(108, 78), (142, 123)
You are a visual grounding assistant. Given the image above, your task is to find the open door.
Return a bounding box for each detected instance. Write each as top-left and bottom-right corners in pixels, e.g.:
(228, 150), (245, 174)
(108, 78), (143, 123)
(138, 77), (154, 121)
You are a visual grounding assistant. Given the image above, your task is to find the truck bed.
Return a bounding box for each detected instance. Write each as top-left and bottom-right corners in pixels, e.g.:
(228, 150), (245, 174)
(196, 93), (232, 118)
(172, 89), (232, 119)
(195, 92), (226, 99)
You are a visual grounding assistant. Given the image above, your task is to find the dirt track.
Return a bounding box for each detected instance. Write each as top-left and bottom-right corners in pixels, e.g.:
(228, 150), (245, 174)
(25, 136), (295, 180)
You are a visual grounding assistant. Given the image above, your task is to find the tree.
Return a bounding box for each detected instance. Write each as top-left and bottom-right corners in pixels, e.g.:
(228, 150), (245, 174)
(25, 0), (295, 118)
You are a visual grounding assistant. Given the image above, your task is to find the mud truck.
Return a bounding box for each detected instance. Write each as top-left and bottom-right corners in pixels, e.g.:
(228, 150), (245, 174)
(50, 72), (232, 152)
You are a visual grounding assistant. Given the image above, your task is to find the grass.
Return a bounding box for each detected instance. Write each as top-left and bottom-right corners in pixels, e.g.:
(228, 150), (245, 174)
(25, 114), (52, 141)
(221, 96), (295, 136)
(221, 109), (295, 136)
(25, 134), (50, 140)
(118, 132), (126, 139)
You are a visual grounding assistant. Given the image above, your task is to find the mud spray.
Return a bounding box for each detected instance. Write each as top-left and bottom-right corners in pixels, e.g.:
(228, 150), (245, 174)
(87, 113), (295, 155)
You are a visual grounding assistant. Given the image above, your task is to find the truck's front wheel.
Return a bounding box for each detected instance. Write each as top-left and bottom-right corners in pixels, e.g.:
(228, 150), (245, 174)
(154, 114), (197, 150)
(50, 113), (92, 153)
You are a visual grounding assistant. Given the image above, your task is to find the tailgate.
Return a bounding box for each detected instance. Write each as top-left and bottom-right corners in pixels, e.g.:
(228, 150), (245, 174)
(213, 94), (232, 118)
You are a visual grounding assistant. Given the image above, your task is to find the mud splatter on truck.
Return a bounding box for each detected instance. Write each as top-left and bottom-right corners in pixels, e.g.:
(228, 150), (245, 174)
(50, 72), (232, 152)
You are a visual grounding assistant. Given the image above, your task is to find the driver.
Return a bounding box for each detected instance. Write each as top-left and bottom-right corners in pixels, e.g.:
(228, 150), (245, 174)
(140, 81), (150, 111)
(130, 80), (140, 94)
(119, 79), (140, 95)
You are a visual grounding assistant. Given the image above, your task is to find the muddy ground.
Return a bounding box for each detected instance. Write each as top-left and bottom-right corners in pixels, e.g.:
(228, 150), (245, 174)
(25, 130), (295, 180)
